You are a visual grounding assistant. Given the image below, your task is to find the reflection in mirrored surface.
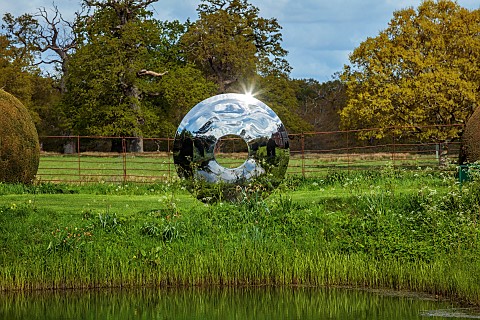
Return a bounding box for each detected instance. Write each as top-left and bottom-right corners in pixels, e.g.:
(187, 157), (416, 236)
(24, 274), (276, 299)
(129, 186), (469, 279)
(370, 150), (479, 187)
(173, 93), (289, 201)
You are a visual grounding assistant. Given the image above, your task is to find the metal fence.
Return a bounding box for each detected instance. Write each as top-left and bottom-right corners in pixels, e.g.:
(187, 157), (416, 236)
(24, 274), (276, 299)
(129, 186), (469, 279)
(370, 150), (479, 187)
(37, 125), (463, 184)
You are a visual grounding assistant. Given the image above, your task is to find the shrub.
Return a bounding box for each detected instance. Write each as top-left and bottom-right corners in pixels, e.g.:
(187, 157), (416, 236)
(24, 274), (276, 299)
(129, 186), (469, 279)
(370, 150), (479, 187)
(0, 90), (40, 183)
(463, 107), (480, 163)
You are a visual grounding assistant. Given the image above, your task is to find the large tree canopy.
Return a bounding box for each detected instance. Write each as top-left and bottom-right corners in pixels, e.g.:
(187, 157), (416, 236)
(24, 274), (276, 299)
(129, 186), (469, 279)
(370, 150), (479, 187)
(293, 78), (346, 132)
(256, 74), (313, 134)
(62, 0), (216, 151)
(340, 0), (480, 141)
(180, 0), (290, 93)
(0, 14), (39, 105)
(64, 0), (166, 143)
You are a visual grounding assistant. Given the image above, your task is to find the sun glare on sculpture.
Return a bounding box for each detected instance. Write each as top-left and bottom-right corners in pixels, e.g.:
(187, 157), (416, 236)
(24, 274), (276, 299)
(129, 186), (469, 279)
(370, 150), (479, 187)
(241, 83), (262, 104)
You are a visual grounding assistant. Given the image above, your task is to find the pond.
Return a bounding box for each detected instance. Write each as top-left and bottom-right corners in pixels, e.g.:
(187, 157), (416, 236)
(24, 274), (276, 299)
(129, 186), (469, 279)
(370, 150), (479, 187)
(1, 286), (479, 319)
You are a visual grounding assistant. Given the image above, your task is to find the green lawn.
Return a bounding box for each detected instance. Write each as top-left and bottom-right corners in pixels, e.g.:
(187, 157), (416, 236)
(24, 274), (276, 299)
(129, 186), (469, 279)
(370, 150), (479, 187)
(0, 193), (195, 215)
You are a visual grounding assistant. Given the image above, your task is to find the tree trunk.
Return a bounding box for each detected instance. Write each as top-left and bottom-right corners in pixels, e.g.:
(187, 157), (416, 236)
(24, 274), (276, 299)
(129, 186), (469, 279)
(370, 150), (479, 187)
(124, 82), (144, 153)
(438, 140), (449, 168)
(128, 137), (143, 153)
(63, 139), (76, 154)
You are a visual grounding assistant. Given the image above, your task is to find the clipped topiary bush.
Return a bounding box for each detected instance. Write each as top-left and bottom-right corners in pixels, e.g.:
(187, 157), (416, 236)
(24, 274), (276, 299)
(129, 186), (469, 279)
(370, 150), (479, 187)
(463, 107), (480, 164)
(460, 108), (480, 163)
(0, 90), (40, 183)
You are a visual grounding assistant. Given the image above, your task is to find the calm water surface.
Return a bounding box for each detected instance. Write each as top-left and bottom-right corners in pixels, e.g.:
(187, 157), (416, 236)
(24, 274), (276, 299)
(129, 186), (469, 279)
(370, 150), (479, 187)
(1, 286), (479, 319)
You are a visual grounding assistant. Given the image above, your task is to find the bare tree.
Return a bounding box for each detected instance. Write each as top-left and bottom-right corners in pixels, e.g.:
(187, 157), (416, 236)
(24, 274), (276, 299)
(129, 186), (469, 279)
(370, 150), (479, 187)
(33, 5), (82, 93)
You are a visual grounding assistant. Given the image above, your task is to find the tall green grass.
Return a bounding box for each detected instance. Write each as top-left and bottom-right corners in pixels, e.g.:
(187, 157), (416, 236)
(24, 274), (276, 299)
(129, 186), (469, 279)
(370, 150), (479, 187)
(1, 167), (480, 305)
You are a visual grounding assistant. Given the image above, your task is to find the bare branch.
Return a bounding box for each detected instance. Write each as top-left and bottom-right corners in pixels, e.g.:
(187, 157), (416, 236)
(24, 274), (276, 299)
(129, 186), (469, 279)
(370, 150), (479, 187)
(223, 79), (237, 86)
(35, 5), (76, 62)
(137, 69), (168, 77)
(32, 58), (63, 66)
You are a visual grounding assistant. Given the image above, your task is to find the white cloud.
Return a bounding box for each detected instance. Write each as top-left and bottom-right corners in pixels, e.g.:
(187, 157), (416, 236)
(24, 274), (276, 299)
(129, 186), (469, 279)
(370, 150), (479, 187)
(2, 0), (479, 81)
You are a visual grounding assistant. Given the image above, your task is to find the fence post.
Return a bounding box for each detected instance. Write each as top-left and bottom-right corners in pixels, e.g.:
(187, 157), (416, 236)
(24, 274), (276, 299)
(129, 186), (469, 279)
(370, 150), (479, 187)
(167, 137), (171, 181)
(301, 133), (305, 178)
(122, 137), (127, 184)
(76, 135), (81, 182)
(392, 131), (396, 168)
(347, 130), (350, 174)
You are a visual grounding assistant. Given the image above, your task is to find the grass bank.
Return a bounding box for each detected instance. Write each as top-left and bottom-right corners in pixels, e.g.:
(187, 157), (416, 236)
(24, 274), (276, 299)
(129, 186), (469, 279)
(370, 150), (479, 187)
(1, 167), (480, 305)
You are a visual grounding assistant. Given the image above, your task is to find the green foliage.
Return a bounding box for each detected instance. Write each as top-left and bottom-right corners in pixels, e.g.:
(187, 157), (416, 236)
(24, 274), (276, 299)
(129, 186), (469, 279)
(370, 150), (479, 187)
(62, 1), (212, 139)
(47, 224), (94, 253)
(181, 0), (290, 92)
(0, 90), (40, 183)
(341, 0), (480, 141)
(140, 219), (184, 242)
(0, 182), (78, 195)
(257, 74), (313, 133)
(292, 78), (346, 132)
(0, 34), (35, 104)
(145, 64), (218, 137)
(59, 1), (222, 141)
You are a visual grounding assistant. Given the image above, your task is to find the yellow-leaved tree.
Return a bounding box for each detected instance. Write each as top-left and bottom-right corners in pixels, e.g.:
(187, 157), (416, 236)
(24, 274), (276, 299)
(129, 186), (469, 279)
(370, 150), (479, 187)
(341, 0), (480, 146)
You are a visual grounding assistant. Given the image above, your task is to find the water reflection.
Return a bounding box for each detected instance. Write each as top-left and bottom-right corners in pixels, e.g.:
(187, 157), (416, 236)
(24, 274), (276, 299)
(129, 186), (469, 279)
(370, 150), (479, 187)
(0, 286), (464, 320)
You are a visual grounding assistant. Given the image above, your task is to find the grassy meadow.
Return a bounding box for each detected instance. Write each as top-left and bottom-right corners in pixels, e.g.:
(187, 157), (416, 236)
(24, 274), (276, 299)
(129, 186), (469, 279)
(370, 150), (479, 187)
(1, 161), (480, 306)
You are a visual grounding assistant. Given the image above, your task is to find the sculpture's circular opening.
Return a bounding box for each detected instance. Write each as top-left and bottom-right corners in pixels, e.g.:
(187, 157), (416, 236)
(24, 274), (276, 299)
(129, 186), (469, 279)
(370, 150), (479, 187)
(214, 134), (249, 169)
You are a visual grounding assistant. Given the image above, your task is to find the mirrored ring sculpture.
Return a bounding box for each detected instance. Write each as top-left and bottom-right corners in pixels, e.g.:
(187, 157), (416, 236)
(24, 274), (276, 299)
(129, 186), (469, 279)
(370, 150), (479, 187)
(173, 93), (290, 202)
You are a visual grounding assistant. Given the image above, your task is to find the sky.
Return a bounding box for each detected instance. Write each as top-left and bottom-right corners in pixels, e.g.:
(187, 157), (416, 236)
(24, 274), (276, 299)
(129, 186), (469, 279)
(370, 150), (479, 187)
(2, 0), (479, 82)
